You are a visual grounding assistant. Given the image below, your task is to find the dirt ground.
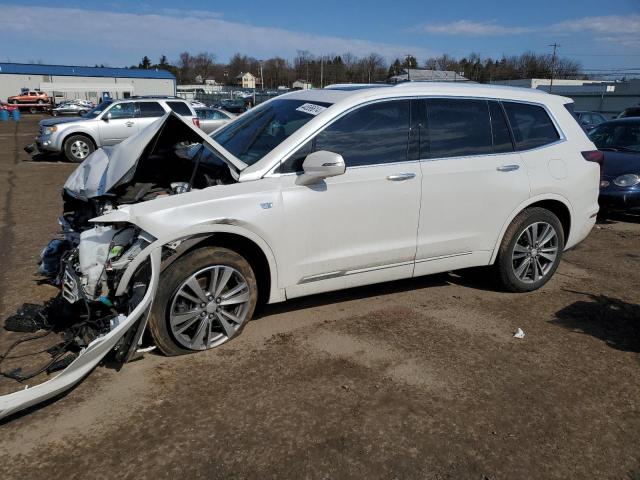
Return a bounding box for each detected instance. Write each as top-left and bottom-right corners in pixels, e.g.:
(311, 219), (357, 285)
(0, 115), (638, 480)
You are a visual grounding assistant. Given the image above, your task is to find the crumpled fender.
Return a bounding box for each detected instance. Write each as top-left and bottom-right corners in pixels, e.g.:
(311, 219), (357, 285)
(0, 248), (161, 421)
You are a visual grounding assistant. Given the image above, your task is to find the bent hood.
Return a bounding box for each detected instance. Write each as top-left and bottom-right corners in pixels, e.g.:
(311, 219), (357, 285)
(63, 112), (246, 201)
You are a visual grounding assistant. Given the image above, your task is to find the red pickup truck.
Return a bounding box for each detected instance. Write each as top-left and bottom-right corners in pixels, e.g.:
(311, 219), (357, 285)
(8, 91), (50, 104)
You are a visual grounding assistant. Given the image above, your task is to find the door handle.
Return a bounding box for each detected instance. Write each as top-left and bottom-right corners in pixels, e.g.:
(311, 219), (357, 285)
(496, 164), (520, 172)
(387, 173), (416, 181)
(125, 121), (134, 127)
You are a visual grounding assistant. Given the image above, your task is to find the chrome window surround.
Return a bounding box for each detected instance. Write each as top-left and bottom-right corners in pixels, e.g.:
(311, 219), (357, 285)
(265, 96), (567, 177)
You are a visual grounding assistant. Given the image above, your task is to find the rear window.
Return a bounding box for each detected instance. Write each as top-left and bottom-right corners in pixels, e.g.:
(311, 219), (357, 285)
(503, 102), (560, 150)
(167, 101), (193, 116)
(137, 101), (165, 118)
(424, 98), (493, 158)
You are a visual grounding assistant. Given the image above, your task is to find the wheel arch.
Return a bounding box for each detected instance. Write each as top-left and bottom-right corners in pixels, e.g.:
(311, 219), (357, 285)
(490, 194), (573, 264)
(146, 223), (284, 305)
(61, 130), (97, 150)
(183, 232), (274, 306)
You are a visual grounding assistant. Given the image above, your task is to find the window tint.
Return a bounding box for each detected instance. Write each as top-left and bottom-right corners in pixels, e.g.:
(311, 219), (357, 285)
(107, 102), (135, 119)
(137, 101), (165, 118)
(314, 100), (410, 167)
(279, 140), (313, 173)
(503, 102), (560, 150)
(425, 99), (493, 158)
(167, 101), (192, 116)
(489, 101), (514, 153)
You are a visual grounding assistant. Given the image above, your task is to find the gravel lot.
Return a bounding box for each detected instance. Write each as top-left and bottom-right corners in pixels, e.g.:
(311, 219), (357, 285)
(0, 115), (639, 479)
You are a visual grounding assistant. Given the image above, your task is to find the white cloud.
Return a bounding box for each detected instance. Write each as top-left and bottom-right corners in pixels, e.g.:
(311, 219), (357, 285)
(0, 5), (435, 64)
(415, 20), (532, 36)
(550, 15), (640, 47)
(413, 14), (640, 48)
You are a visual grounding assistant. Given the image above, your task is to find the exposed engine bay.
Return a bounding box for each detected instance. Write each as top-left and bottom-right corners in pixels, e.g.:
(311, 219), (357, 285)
(0, 113), (240, 419)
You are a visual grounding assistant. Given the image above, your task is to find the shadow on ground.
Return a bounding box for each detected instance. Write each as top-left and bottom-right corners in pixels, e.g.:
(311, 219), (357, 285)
(552, 291), (640, 352)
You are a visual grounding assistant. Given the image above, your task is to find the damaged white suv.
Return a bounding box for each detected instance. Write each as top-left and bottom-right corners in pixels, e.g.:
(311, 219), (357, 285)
(1, 83), (601, 418)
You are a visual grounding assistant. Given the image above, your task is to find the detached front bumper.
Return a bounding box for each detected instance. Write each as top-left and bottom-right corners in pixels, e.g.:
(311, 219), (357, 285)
(0, 247), (161, 421)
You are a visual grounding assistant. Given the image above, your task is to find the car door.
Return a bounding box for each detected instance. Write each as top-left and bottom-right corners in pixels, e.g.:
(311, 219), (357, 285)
(415, 98), (530, 275)
(135, 101), (166, 131)
(98, 102), (138, 145)
(279, 99), (423, 298)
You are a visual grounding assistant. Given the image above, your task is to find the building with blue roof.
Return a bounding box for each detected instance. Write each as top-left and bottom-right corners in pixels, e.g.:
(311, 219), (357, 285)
(0, 63), (176, 104)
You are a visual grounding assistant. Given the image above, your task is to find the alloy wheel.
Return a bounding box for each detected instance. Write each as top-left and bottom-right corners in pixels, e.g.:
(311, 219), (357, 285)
(70, 140), (90, 159)
(511, 222), (559, 284)
(169, 265), (252, 350)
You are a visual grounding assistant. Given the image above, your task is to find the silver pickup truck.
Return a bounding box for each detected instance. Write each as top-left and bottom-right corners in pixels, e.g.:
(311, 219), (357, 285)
(36, 97), (199, 162)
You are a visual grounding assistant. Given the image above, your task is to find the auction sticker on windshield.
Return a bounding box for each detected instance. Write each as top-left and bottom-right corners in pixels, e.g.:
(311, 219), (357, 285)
(296, 103), (327, 116)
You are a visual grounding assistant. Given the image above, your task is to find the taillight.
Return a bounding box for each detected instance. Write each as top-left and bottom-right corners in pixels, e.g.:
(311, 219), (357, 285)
(582, 150), (604, 179)
(193, 117), (200, 128)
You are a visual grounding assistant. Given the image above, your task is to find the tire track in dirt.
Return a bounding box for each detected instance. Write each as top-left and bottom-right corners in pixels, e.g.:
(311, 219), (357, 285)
(0, 121), (20, 315)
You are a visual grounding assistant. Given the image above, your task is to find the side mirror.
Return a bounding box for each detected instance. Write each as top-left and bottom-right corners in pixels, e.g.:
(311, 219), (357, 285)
(301, 150), (346, 180)
(102, 112), (111, 122)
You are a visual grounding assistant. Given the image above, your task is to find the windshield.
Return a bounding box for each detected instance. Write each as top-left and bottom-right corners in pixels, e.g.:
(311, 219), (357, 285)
(589, 122), (640, 152)
(83, 100), (113, 119)
(211, 99), (332, 165)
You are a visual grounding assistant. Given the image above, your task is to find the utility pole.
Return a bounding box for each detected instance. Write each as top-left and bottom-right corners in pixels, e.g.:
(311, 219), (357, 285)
(320, 55), (324, 88)
(549, 42), (559, 94)
(259, 60), (264, 92)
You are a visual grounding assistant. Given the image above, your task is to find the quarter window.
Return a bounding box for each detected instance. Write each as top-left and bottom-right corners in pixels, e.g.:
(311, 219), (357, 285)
(424, 99), (493, 158)
(137, 101), (165, 118)
(503, 102), (560, 150)
(314, 100), (410, 167)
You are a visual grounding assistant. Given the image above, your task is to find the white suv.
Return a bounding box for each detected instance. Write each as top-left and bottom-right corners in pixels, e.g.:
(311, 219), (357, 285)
(0, 83), (601, 418)
(36, 97), (199, 162)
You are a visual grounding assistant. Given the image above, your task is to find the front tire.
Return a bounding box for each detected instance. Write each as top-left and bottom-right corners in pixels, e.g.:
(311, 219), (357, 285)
(148, 247), (258, 356)
(495, 207), (565, 292)
(63, 134), (94, 162)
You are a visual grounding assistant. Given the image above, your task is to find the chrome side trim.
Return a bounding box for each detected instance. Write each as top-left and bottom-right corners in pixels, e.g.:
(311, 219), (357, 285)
(298, 259), (414, 284)
(415, 252), (473, 263)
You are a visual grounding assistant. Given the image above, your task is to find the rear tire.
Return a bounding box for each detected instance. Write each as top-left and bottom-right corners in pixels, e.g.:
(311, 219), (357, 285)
(148, 247), (258, 356)
(63, 134), (95, 162)
(495, 207), (564, 292)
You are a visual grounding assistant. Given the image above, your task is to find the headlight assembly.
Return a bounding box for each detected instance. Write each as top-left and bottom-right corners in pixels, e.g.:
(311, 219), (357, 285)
(43, 126), (57, 135)
(613, 173), (640, 187)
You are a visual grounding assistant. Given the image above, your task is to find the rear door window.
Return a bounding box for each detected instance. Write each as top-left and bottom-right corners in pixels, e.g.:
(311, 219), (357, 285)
(424, 98), (493, 158)
(503, 102), (560, 150)
(137, 101), (165, 118)
(167, 101), (192, 116)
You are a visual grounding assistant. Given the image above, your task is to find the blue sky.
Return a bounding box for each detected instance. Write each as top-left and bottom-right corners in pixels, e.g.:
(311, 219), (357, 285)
(0, 0), (638, 72)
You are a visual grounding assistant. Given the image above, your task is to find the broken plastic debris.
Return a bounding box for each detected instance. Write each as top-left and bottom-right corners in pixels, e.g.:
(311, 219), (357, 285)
(513, 328), (525, 339)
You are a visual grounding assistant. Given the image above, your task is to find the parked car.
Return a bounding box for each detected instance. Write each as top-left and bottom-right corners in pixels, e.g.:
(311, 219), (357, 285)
(220, 98), (248, 114)
(8, 90), (49, 104)
(195, 107), (235, 133)
(617, 106), (640, 119)
(51, 100), (95, 117)
(589, 118), (640, 215)
(1, 83), (601, 419)
(35, 98), (199, 162)
(575, 111), (608, 131)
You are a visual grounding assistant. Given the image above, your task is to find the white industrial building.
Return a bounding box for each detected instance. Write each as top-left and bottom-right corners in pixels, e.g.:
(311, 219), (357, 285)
(0, 63), (176, 104)
(492, 78), (640, 118)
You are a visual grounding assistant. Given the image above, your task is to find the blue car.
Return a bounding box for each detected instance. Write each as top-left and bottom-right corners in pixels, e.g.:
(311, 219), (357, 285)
(589, 118), (640, 215)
